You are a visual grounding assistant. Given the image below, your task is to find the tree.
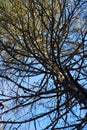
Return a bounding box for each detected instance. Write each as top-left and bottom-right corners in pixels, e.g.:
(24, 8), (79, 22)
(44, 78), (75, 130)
(0, 0), (87, 129)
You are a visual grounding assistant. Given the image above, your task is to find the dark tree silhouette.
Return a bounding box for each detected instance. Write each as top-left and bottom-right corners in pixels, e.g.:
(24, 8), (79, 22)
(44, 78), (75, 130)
(0, 0), (87, 129)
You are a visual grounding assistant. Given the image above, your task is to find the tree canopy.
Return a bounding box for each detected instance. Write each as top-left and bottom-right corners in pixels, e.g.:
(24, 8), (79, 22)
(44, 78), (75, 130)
(0, 0), (87, 129)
